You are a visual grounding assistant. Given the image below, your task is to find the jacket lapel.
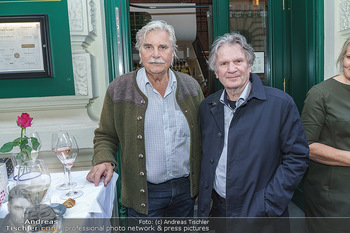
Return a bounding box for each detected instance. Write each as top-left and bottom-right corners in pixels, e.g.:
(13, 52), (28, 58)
(209, 99), (225, 135)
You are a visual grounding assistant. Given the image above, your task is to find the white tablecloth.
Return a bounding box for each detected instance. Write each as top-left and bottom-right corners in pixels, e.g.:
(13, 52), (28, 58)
(0, 170), (118, 219)
(49, 170), (118, 218)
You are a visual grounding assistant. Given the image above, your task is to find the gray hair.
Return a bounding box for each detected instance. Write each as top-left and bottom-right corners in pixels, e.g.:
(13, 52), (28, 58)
(208, 32), (255, 72)
(135, 20), (178, 58)
(336, 37), (350, 72)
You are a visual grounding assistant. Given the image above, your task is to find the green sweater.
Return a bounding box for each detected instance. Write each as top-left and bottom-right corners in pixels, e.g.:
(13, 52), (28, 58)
(93, 70), (204, 215)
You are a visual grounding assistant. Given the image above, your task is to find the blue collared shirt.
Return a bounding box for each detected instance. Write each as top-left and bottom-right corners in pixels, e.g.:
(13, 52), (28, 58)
(214, 81), (251, 198)
(136, 68), (190, 184)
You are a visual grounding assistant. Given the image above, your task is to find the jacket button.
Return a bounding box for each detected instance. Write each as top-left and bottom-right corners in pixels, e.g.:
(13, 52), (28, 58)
(140, 189), (145, 193)
(218, 133), (222, 137)
(141, 100), (145, 104)
(138, 154), (144, 158)
(137, 116), (143, 120)
(210, 159), (214, 164)
(141, 203), (146, 208)
(201, 208), (205, 212)
(140, 172), (145, 176)
(137, 135), (143, 140)
(204, 185), (209, 189)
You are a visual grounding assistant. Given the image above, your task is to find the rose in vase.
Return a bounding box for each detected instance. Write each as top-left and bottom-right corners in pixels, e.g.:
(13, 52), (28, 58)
(0, 113), (40, 163)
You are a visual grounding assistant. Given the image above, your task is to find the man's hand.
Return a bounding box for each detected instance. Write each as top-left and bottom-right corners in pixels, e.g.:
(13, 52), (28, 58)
(86, 162), (114, 186)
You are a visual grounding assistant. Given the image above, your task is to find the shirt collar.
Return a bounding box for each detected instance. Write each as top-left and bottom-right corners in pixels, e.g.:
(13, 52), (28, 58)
(219, 81), (251, 108)
(137, 67), (177, 90)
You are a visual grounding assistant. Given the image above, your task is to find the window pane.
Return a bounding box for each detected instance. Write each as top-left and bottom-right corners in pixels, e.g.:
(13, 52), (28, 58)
(229, 0), (269, 85)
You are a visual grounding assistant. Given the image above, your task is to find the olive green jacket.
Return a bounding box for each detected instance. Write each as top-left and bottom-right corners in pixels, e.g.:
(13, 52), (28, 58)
(93, 70), (204, 215)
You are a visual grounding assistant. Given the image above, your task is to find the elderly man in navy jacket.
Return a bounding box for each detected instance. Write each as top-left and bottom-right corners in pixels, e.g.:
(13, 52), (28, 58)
(198, 32), (309, 219)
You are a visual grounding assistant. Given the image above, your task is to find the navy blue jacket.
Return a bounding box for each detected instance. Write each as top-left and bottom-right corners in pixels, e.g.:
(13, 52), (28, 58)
(198, 74), (309, 217)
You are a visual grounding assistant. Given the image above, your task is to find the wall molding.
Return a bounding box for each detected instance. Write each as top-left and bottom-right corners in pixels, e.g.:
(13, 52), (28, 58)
(68, 0), (96, 98)
(0, 96), (91, 113)
(0, 95), (96, 150)
(72, 53), (93, 96)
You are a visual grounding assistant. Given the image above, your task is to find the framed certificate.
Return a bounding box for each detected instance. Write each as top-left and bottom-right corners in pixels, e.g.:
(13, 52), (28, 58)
(0, 15), (53, 79)
(251, 51), (265, 74)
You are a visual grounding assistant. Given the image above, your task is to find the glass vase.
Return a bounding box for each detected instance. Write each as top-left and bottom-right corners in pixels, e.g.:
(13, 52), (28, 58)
(12, 152), (31, 182)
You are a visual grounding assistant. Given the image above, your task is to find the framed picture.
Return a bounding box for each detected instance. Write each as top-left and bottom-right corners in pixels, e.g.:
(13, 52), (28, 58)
(0, 15), (53, 79)
(251, 51), (265, 74)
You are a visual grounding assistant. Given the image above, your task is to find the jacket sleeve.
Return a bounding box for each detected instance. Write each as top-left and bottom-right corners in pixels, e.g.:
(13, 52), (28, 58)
(92, 90), (119, 167)
(264, 97), (310, 216)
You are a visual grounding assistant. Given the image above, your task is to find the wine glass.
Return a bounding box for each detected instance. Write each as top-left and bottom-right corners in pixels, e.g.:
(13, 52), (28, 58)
(27, 132), (41, 161)
(51, 131), (76, 190)
(55, 135), (83, 199)
(16, 159), (51, 221)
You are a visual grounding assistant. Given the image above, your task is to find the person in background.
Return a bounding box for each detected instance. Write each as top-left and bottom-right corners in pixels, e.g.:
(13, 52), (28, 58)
(86, 20), (203, 217)
(301, 37), (350, 233)
(1, 186), (32, 233)
(198, 32), (309, 219)
(1, 186), (58, 233)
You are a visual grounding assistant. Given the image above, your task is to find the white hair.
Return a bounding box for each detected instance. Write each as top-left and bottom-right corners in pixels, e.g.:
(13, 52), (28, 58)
(208, 32), (255, 72)
(135, 20), (178, 59)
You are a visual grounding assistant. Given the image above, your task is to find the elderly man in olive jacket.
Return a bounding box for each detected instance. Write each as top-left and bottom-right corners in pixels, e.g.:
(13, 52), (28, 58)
(86, 20), (203, 217)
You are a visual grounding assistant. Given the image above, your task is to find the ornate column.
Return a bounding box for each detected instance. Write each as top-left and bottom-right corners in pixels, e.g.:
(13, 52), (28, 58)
(68, 0), (96, 98)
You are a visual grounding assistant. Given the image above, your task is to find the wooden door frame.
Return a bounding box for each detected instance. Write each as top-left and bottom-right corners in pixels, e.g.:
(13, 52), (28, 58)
(104, 0), (133, 83)
(269, 0), (324, 112)
(103, 0), (132, 218)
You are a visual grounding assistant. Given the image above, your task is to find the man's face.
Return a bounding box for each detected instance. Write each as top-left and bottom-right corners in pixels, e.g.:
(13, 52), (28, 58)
(139, 29), (174, 77)
(9, 197), (32, 226)
(215, 43), (251, 96)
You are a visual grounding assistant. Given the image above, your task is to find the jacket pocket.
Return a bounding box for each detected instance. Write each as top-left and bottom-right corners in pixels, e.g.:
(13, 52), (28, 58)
(250, 189), (267, 217)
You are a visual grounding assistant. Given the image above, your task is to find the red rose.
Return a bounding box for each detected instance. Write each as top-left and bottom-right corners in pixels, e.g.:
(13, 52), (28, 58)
(17, 113), (33, 129)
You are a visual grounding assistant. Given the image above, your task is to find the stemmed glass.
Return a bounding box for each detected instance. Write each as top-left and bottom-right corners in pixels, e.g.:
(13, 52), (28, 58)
(55, 135), (83, 199)
(51, 131), (77, 190)
(27, 132), (41, 161)
(16, 159), (51, 220)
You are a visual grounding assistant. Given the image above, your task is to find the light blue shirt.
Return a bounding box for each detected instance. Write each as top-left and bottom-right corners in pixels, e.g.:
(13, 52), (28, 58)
(214, 81), (251, 198)
(136, 68), (190, 184)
